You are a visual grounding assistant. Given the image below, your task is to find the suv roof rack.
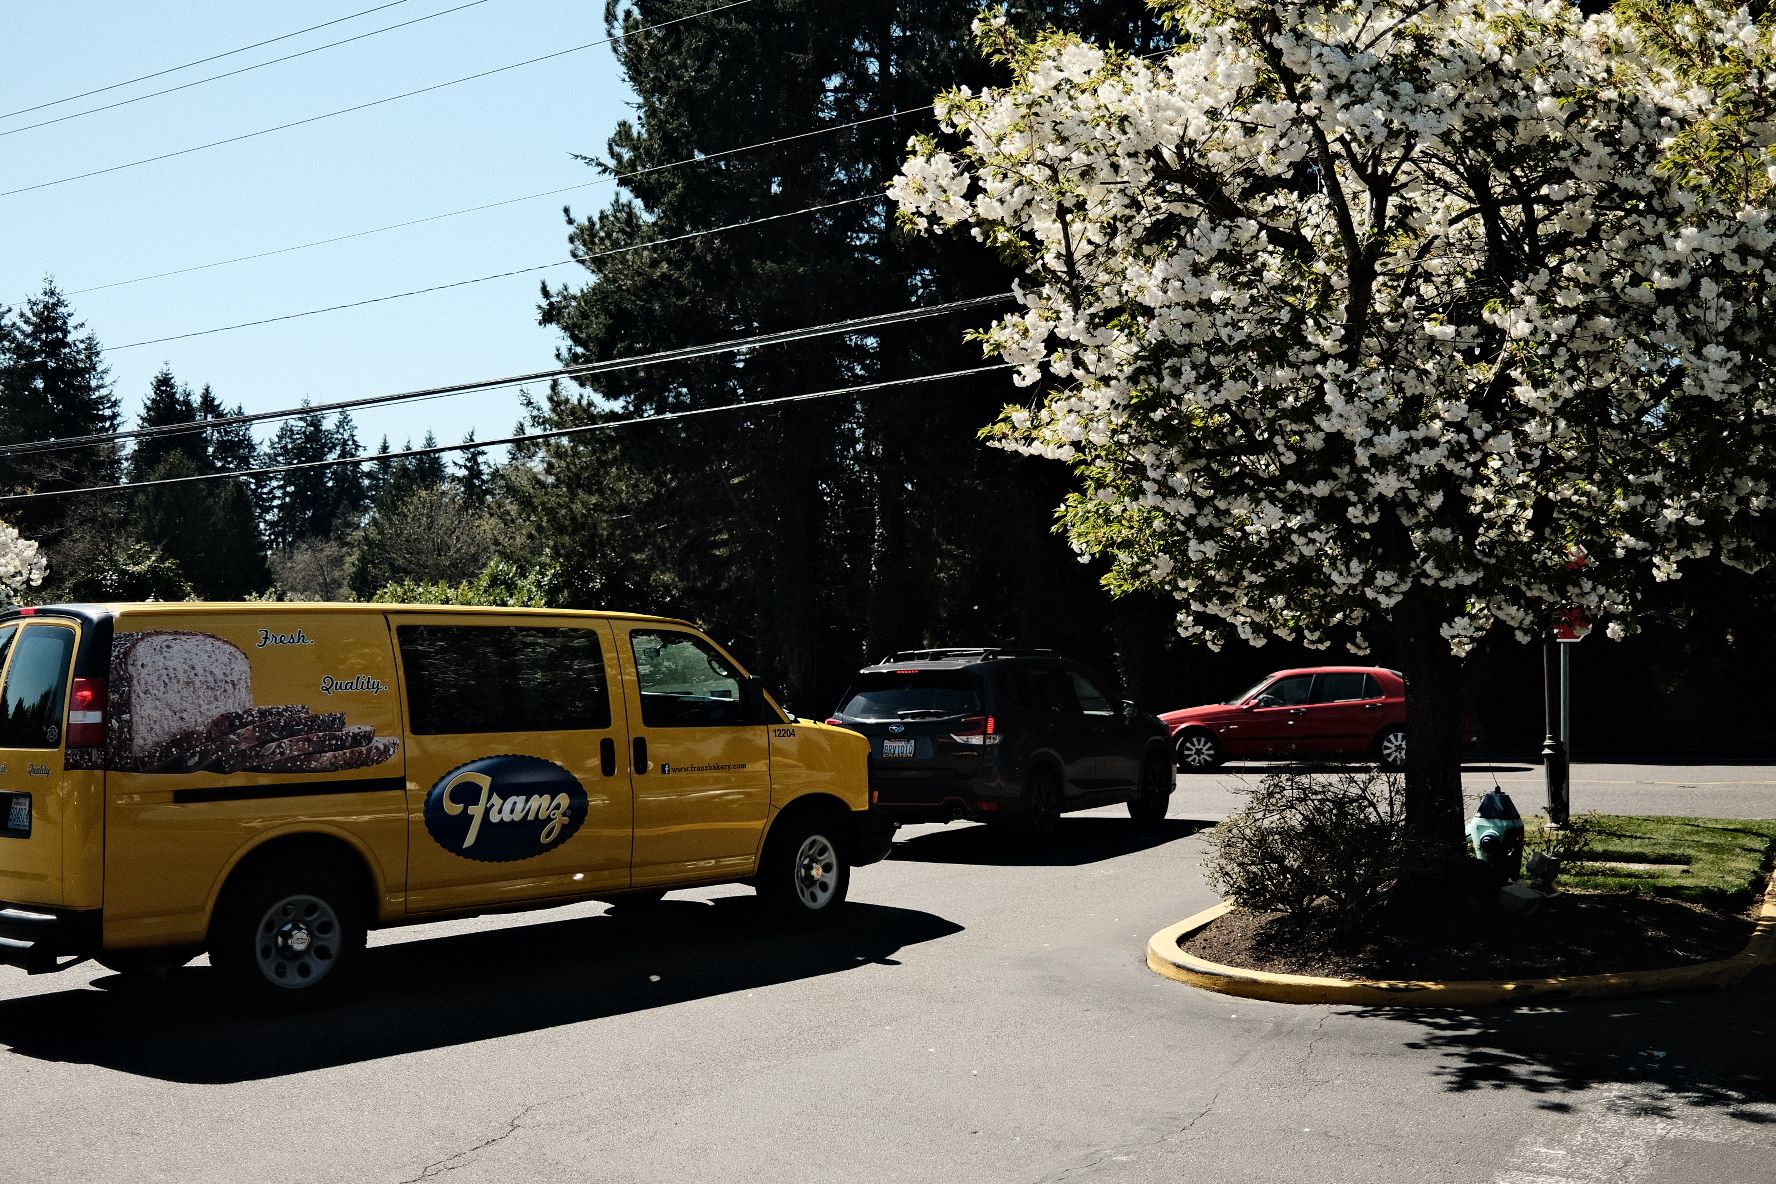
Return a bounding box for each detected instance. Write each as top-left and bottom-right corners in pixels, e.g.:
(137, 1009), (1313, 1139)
(877, 647), (1057, 664)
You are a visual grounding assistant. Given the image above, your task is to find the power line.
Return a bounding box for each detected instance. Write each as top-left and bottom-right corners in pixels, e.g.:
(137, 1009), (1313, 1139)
(104, 192), (886, 351)
(0, 293), (1014, 459)
(0, 0), (755, 201)
(0, 364), (1013, 505)
(0, 1), (420, 122)
(0, 0), (495, 139)
(70, 104), (932, 295)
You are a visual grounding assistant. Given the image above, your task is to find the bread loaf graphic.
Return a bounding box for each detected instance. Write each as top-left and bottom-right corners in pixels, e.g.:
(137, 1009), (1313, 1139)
(109, 631), (399, 775)
(110, 632), (252, 772)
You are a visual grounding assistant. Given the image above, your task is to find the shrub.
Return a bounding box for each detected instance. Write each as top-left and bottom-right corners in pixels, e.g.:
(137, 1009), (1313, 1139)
(1204, 766), (1422, 940)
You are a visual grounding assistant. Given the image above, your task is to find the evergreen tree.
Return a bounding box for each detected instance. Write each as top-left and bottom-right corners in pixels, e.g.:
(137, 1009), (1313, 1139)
(530, 1), (1165, 706)
(328, 412), (369, 530)
(127, 367), (203, 482)
(0, 281), (120, 537)
(259, 406), (338, 549)
(457, 431), (490, 509)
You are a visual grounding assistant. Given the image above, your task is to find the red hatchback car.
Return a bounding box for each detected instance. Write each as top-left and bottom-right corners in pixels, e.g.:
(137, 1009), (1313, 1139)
(1160, 666), (1409, 772)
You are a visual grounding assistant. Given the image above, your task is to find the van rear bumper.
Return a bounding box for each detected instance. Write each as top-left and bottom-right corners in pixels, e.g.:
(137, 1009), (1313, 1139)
(0, 904), (100, 974)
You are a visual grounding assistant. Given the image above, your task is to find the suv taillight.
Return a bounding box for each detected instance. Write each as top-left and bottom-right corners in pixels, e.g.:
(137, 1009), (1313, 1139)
(68, 676), (106, 748)
(951, 715), (1000, 746)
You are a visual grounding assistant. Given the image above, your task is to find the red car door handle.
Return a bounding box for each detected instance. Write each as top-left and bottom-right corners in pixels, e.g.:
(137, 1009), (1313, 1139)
(1288, 708), (1306, 715)
(1363, 703), (1382, 711)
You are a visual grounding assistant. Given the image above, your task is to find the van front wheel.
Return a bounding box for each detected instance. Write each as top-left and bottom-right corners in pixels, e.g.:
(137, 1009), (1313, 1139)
(758, 816), (850, 926)
(211, 863), (366, 1012)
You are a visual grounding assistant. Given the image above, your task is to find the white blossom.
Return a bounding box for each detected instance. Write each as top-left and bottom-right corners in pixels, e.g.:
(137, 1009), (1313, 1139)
(895, 0), (1775, 657)
(0, 521), (46, 607)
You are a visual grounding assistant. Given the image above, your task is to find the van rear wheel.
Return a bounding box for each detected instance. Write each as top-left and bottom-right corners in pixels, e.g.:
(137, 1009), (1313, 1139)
(211, 863), (366, 1012)
(758, 815), (850, 926)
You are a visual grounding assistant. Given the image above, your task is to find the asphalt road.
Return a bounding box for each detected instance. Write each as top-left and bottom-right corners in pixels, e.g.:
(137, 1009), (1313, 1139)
(0, 762), (1771, 1184)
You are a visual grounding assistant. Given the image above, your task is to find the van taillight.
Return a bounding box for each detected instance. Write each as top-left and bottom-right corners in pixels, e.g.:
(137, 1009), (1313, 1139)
(67, 677), (106, 748)
(951, 715), (1000, 746)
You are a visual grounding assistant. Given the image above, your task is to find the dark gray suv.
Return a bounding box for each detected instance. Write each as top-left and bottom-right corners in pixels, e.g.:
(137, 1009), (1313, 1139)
(827, 648), (1174, 839)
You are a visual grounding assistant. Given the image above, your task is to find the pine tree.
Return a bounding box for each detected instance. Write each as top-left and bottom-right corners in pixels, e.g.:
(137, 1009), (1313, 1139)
(259, 406), (338, 549)
(127, 367), (203, 482)
(0, 281), (120, 537)
(328, 412), (369, 531)
(457, 431), (490, 509)
(530, 1), (1165, 705)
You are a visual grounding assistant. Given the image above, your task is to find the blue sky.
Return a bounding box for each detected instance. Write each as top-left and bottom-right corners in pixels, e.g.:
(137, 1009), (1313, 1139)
(2, 0), (641, 465)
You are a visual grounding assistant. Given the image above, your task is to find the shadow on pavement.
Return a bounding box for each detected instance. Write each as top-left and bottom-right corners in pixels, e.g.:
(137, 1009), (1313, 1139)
(1355, 970), (1776, 1123)
(0, 898), (961, 1085)
(890, 817), (1212, 867)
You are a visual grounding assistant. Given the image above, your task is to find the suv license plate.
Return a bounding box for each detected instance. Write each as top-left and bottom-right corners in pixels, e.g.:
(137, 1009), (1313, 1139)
(4, 794), (28, 836)
(881, 739), (915, 758)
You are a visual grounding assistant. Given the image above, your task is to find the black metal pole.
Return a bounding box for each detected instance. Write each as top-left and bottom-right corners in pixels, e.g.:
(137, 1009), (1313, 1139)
(1542, 637), (1570, 826)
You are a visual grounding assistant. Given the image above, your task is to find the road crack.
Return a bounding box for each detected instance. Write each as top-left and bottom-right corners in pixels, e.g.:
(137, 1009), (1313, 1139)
(401, 1102), (544, 1184)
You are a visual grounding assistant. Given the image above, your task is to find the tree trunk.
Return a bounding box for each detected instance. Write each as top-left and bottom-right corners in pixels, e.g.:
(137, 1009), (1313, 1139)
(1391, 590), (1469, 861)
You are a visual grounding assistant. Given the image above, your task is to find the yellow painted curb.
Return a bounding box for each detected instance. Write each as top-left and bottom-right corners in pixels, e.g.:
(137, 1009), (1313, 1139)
(1147, 875), (1776, 1007)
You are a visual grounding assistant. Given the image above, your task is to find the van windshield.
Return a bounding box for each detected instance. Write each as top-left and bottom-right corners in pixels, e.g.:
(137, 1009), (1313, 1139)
(838, 672), (981, 720)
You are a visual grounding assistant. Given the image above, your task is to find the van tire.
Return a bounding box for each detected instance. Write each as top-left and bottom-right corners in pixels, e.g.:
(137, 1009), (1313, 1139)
(210, 861), (366, 1013)
(757, 814), (849, 926)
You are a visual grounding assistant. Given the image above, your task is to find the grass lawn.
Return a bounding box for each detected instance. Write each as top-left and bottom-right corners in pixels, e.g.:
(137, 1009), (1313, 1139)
(1525, 814), (1776, 912)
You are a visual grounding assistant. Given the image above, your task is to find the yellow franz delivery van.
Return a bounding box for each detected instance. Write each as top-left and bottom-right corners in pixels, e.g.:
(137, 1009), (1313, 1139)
(0, 602), (890, 1009)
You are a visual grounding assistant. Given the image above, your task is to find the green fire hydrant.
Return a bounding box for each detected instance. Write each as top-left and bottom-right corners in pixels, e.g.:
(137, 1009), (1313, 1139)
(1466, 789), (1524, 884)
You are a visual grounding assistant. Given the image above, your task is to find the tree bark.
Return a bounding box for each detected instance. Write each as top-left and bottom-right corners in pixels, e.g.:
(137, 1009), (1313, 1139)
(1391, 588), (1469, 861)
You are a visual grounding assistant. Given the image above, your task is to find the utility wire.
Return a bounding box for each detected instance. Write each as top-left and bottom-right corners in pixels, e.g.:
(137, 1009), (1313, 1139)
(0, 293), (1014, 459)
(105, 192), (885, 351)
(0, 0), (755, 200)
(0, 1), (420, 122)
(71, 104), (932, 295)
(0, 364), (1013, 505)
(1, 0), (495, 139)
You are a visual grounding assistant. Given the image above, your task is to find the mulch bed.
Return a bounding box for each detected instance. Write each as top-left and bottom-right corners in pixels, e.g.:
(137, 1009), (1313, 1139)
(1178, 890), (1762, 981)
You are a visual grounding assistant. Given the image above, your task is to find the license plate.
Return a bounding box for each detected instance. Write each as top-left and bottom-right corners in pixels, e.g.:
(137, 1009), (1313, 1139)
(881, 739), (916, 758)
(4, 794), (28, 836)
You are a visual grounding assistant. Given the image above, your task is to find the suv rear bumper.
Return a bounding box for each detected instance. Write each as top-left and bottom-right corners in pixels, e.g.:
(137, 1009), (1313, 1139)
(0, 903), (100, 974)
(868, 772), (1019, 823)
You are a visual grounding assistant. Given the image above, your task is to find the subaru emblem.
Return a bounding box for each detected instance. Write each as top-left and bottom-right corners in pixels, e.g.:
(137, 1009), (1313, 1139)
(888, 723), (905, 734)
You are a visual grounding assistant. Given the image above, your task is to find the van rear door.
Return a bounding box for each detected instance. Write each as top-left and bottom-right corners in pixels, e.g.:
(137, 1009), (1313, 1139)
(0, 616), (101, 911)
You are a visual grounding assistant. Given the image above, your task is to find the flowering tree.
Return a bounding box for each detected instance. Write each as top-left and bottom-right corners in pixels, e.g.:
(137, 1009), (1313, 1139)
(0, 519), (46, 607)
(894, 0), (1775, 844)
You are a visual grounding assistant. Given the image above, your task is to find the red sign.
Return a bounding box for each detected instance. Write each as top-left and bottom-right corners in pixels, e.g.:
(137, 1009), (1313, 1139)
(1553, 606), (1591, 643)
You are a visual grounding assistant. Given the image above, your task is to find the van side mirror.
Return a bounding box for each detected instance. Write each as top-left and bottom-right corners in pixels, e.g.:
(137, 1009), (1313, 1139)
(743, 675), (792, 724)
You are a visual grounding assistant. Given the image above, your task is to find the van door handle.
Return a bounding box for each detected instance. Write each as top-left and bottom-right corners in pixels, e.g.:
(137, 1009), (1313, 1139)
(632, 736), (649, 773)
(600, 737), (617, 777)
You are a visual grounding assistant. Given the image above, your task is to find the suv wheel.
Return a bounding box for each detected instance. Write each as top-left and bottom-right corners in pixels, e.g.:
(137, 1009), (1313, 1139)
(1017, 765), (1062, 842)
(1128, 751), (1173, 826)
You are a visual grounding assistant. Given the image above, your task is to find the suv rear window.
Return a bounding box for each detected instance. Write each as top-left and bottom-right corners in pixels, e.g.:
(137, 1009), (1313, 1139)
(839, 671), (981, 720)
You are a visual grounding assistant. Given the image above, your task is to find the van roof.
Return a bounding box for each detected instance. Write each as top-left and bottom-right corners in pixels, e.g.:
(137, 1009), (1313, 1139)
(21, 602), (700, 630)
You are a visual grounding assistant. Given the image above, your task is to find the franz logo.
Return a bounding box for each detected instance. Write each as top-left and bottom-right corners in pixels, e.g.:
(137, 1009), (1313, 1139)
(424, 755), (588, 863)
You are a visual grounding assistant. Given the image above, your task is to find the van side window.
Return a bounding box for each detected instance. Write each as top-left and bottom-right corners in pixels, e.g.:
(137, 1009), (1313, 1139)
(629, 631), (745, 727)
(398, 625), (611, 735)
(0, 625), (75, 750)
